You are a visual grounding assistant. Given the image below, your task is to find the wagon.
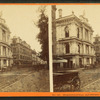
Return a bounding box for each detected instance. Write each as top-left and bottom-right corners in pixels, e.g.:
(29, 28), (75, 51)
(53, 69), (81, 92)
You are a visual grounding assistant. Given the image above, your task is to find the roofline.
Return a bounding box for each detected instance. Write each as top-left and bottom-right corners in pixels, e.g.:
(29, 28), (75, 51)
(56, 14), (93, 32)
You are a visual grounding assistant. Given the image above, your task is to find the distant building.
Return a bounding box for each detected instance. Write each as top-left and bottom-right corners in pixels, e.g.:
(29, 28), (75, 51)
(0, 16), (13, 69)
(52, 7), (95, 69)
(32, 50), (37, 66)
(94, 34), (100, 63)
(32, 50), (47, 66)
(11, 36), (32, 67)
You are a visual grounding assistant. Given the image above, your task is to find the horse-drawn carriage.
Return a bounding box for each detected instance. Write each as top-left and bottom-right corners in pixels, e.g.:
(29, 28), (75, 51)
(53, 69), (81, 92)
(53, 58), (81, 92)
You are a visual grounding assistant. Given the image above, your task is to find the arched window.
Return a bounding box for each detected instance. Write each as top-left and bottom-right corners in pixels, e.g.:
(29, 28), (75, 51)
(65, 26), (69, 37)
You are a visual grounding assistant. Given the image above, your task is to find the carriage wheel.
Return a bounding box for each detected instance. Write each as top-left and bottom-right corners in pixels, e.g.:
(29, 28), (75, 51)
(74, 78), (81, 91)
(70, 78), (80, 91)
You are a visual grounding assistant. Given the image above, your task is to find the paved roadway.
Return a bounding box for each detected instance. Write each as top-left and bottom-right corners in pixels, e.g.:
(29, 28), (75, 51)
(79, 66), (100, 92)
(0, 67), (49, 92)
(81, 77), (100, 92)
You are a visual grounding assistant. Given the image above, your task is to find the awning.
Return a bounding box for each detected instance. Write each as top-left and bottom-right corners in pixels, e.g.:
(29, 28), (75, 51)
(53, 59), (68, 63)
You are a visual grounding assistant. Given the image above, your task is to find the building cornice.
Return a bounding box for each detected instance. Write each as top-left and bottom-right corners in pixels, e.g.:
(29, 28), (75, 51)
(0, 41), (11, 48)
(58, 37), (94, 46)
(56, 14), (93, 32)
(15, 43), (32, 51)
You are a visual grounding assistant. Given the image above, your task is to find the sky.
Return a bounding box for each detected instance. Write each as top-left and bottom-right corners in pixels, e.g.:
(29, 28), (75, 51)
(0, 5), (49, 53)
(56, 5), (100, 37)
(0, 5), (99, 53)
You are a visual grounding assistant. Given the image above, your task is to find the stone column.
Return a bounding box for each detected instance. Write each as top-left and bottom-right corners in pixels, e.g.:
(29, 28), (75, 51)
(69, 42), (71, 54)
(1, 59), (3, 68)
(81, 27), (83, 40)
(89, 58), (91, 64)
(6, 47), (8, 57)
(75, 56), (79, 67)
(91, 47), (93, 55)
(83, 44), (86, 54)
(60, 63), (63, 68)
(0, 60), (1, 70)
(6, 33), (7, 43)
(90, 34), (91, 42)
(83, 27), (85, 40)
(8, 48), (9, 57)
(9, 49), (11, 57)
(7, 59), (9, 66)
(1, 46), (3, 56)
(82, 58), (84, 65)
(84, 57), (86, 65)
(88, 32), (90, 42)
(71, 42), (75, 54)
(0, 29), (2, 41)
(72, 57), (75, 64)
(80, 44), (82, 54)
(79, 27), (81, 39)
(89, 46), (91, 54)
(74, 42), (78, 54)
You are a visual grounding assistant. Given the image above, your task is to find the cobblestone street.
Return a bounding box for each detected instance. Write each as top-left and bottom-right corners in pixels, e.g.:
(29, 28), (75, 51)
(0, 67), (49, 92)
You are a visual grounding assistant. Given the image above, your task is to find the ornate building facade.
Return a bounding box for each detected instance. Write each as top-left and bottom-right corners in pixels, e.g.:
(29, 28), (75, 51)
(0, 16), (13, 69)
(94, 35), (100, 63)
(11, 36), (32, 67)
(52, 7), (95, 68)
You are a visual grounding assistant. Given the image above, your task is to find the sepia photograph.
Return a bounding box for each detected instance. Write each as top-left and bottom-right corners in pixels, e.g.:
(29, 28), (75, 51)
(0, 5), (50, 92)
(52, 5), (100, 92)
(1, 3), (100, 95)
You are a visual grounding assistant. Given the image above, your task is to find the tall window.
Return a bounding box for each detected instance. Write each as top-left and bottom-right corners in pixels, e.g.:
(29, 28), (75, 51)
(78, 45), (80, 54)
(2, 30), (6, 42)
(66, 42), (70, 53)
(81, 27), (83, 39)
(77, 28), (79, 38)
(65, 26), (69, 37)
(3, 46), (6, 56)
(86, 45), (89, 54)
(3, 60), (6, 65)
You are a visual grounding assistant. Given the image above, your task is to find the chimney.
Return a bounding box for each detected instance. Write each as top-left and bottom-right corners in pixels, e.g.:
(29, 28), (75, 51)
(58, 9), (62, 18)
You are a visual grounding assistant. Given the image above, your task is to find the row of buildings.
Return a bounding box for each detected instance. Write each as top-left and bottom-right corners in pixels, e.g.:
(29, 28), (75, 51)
(11, 36), (46, 67)
(0, 15), (46, 70)
(52, 5), (99, 69)
(94, 35), (100, 64)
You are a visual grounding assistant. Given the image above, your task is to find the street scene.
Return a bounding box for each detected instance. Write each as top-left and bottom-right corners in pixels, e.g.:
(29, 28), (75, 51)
(0, 67), (49, 92)
(0, 5), (49, 92)
(52, 5), (100, 92)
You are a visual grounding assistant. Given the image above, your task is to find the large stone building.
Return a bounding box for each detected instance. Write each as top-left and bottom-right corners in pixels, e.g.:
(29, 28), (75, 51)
(0, 16), (13, 69)
(52, 6), (95, 68)
(94, 35), (100, 63)
(11, 36), (32, 67)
